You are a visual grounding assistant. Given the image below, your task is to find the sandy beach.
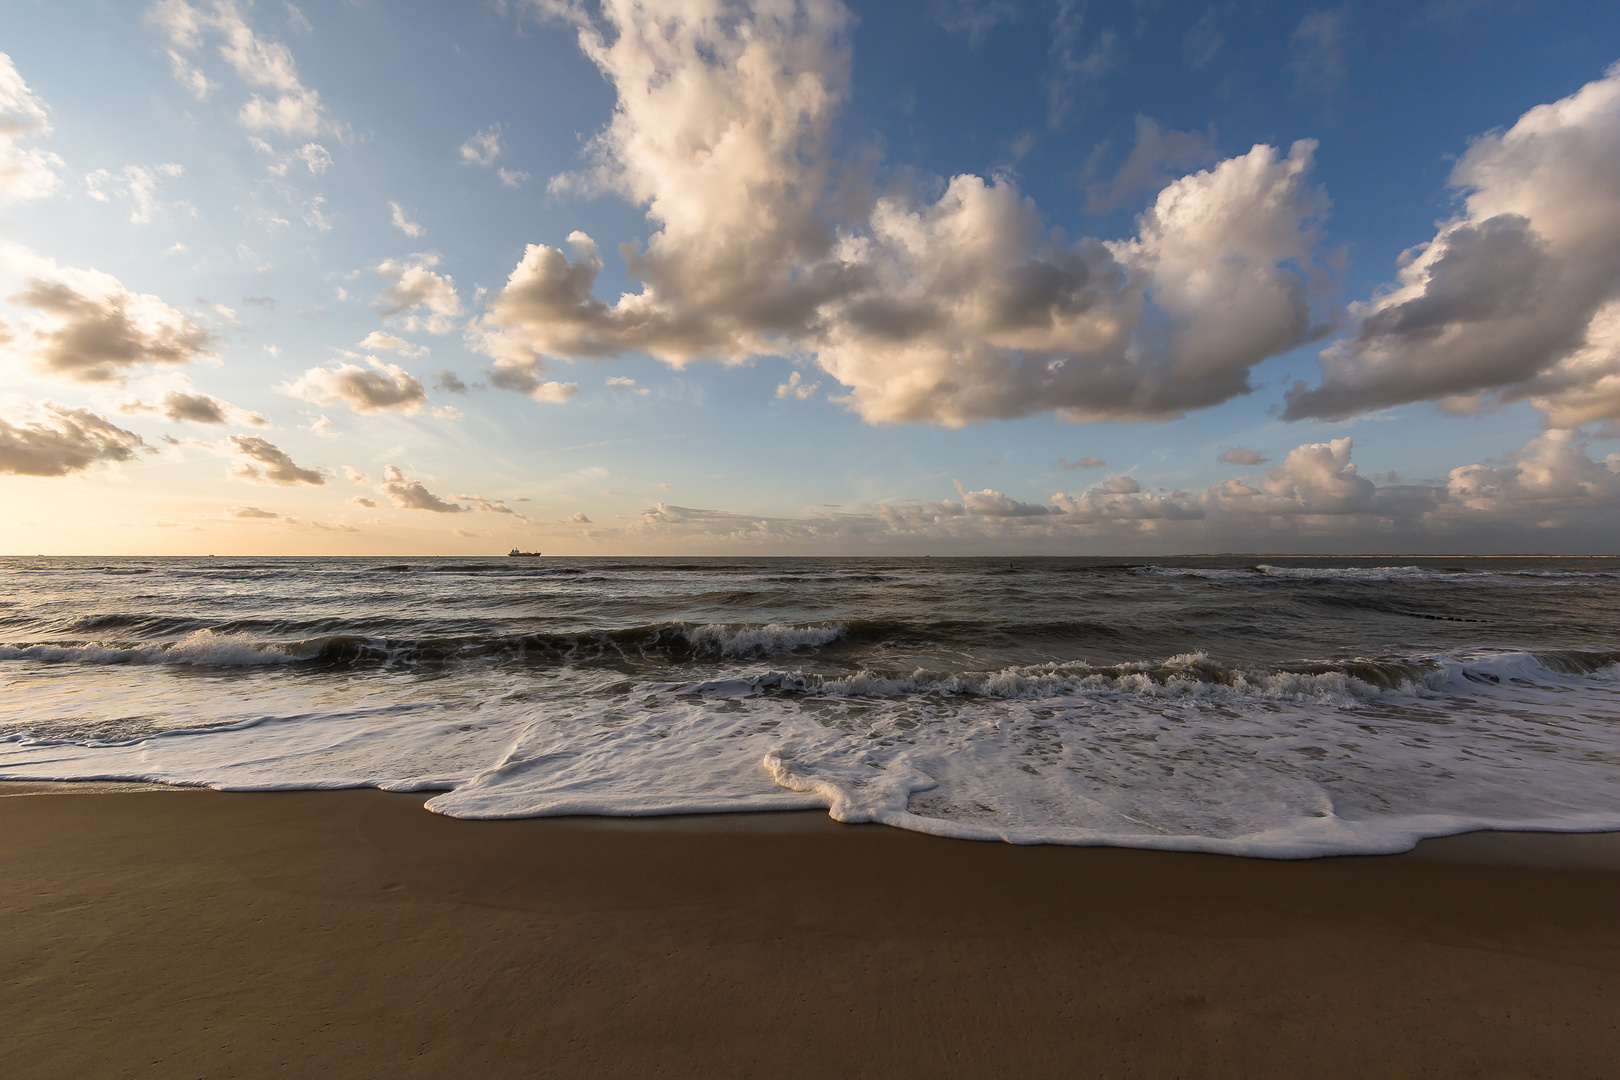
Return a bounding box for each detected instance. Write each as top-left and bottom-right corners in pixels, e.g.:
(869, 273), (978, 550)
(3, 787), (1618, 1079)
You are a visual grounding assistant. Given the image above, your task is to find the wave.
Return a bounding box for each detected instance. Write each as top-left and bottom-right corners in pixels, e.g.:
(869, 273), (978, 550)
(1136, 563), (1620, 584)
(662, 648), (1620, 703)
(0, 620), (856, 669)
(6, 602), (1617, 701)
(0, 614), (1137, 670)
(0, 629), (312, 667)
(61, 613), (209, 636)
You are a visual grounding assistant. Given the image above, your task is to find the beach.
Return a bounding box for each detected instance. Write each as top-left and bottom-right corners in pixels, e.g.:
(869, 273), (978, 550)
(4, 787), (1618, 1078)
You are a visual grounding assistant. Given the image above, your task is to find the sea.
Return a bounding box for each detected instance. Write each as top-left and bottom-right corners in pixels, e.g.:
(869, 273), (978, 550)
(3, 554), (1619, 857)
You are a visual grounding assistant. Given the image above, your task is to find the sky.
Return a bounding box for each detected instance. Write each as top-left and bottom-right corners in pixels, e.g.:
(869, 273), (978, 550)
(3, 0), (1620, 556)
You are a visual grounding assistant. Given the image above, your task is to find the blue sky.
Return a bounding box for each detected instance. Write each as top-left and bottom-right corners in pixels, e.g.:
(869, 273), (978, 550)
(3, 0), (1620, 554)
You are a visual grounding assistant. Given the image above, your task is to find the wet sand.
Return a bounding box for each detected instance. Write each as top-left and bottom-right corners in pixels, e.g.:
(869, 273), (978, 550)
(3, 787), (1618, 1078)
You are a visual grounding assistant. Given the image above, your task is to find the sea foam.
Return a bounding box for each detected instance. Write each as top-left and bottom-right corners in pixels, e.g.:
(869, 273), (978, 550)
(4, 647), (1619, 857)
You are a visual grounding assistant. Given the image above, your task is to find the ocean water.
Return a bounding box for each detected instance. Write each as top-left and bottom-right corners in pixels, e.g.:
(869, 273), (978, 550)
(2, 554), (1619, 857)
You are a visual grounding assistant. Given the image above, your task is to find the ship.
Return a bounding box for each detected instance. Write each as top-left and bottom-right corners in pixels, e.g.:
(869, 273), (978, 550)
(507, 549), (542, 557)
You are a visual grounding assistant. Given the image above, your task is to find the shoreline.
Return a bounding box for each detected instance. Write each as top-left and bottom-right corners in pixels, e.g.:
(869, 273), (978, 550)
(7, 778), (1620, 866)
(5, 787), (1618, 1077)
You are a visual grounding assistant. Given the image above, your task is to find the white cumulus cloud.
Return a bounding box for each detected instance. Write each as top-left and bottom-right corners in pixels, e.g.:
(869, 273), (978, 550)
(1286, 63), (1620, 424)
(227, 434), (325, 485)
(85, 163), (186, 223)
(476, 0), (1329, 427)
(148, 0), (338, 139)
(377, 256), (463, 334)
(0, 53), (65, 202)
(775, 371), (819, 401)
(460, 124), (502, 166)
(1, 246), (217, 383)
(376, 465), (465, 512)
(0, 402), (149, 476)
(286, 357), (429, 415)
(357, 330), (427, 357)
(388, 201), (423, 238)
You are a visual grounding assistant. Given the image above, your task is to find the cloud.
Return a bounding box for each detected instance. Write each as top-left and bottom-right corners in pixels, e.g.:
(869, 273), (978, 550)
(1285, 64), (1620, 423)
(1049, 474), (1203, 524)
(286, 357), (428, 415)
(953, 479), (1055, 517)
(1058, 456), (1105, 469)
(934, 0), (1016, 45)
(1047, 0), (1116, 130)
(435, 369), (469, 394)
(1442, 428), (1620, 525)
(342, 465), (370, 484)
(0, 53), (64, 202)
(480, 1), (1327, 427)
(568, 511), (591, 523)
(1218, 447), (1266, 465)
(1288, 10), (1348, 97)
(498, 167), (530, 188)
(375, 465), (465, 512)
(619, 432), (1620, 550)
(775, 371), (819, 401)
(228, 434), (324, 485)
(356, 330), (427, 357)
(348, 495), (377, 508)
(295, 142), (330, 174)
(149, 0), (337, 138)
(127, 388), (268, 426)
(200, 300), (239, 326)
(605, 375), (648, 395)
(1084, 115), (1216, 212)
(98, 152), (174, 214)
(1201, 437), (1394, 518)
(249, 137), (329, 178)
(377, 256), (463, 334)
(389, 201), (423, 238)
(0, 402), (149, 476)
(460, 124), (502, 166)
(459, 494), (526, 518)
(483, 352), (579, 403)
(1, 246), (217, 383)
(1183, 8), (1223, 70)
(302, 194), (332, 232)
(227, 504), (358, 531)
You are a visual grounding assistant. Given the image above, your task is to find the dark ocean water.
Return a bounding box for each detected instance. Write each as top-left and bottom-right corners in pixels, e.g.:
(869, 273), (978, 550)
(3, 554), (1619, 855)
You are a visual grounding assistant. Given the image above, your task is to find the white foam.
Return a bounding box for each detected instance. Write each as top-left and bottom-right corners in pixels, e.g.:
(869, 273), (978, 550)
(3, 648), (1619, 857)
(0, 629), (310, 667)
(676, 648), (1587, 703)
(687, 621), (845, 656)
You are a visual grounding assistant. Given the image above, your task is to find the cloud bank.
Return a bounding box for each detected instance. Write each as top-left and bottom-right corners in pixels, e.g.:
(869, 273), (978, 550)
(617, 432), (1620, 552)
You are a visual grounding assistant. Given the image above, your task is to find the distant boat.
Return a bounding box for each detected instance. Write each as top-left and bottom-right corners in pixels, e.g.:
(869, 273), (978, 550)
(508, 549), (542, 557)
